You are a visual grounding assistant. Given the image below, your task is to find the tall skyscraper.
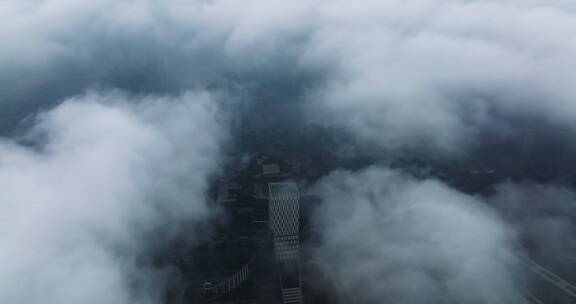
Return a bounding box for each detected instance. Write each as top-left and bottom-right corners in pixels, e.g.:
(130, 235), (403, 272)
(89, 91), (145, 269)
(268, 182), (302, 304)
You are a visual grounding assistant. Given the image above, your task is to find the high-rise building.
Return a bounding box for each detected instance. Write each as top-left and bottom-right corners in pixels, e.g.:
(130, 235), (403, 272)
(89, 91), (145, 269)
(268, 182), (302, 304)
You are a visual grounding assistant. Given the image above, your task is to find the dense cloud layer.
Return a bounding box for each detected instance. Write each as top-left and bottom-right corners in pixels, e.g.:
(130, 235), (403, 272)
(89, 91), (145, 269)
(311, 167), (524, 304)
(3, 0), (576, 155)
(301, 0), (576, 156)
(2, 0), (576, 303)
(0, 91), (225, 303)
(0, 0), (312, 133)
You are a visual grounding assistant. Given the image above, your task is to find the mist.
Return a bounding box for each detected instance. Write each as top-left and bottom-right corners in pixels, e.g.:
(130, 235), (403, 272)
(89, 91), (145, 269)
(490, 182), (576, 280)
(0, 91), (225, 303)
(2, 0), (576, 303)
(311, 167), (524, 304)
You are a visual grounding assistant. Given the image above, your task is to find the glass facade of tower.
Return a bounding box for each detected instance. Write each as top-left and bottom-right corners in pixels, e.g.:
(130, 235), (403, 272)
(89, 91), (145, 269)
(268, 182), (302, 304)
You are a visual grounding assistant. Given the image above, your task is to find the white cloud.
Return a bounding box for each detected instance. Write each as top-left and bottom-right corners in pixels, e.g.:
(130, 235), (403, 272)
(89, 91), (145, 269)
(311, 167), (524, 303)
(300, 0), (576, 155)
(4, 0), (576, 157)
(0, 91), (225, 303)
(3, 1), (576, 302)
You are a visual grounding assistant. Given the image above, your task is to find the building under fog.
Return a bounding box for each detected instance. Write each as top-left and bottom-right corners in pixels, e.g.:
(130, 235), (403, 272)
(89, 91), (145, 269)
(268, 182), (302, 304)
